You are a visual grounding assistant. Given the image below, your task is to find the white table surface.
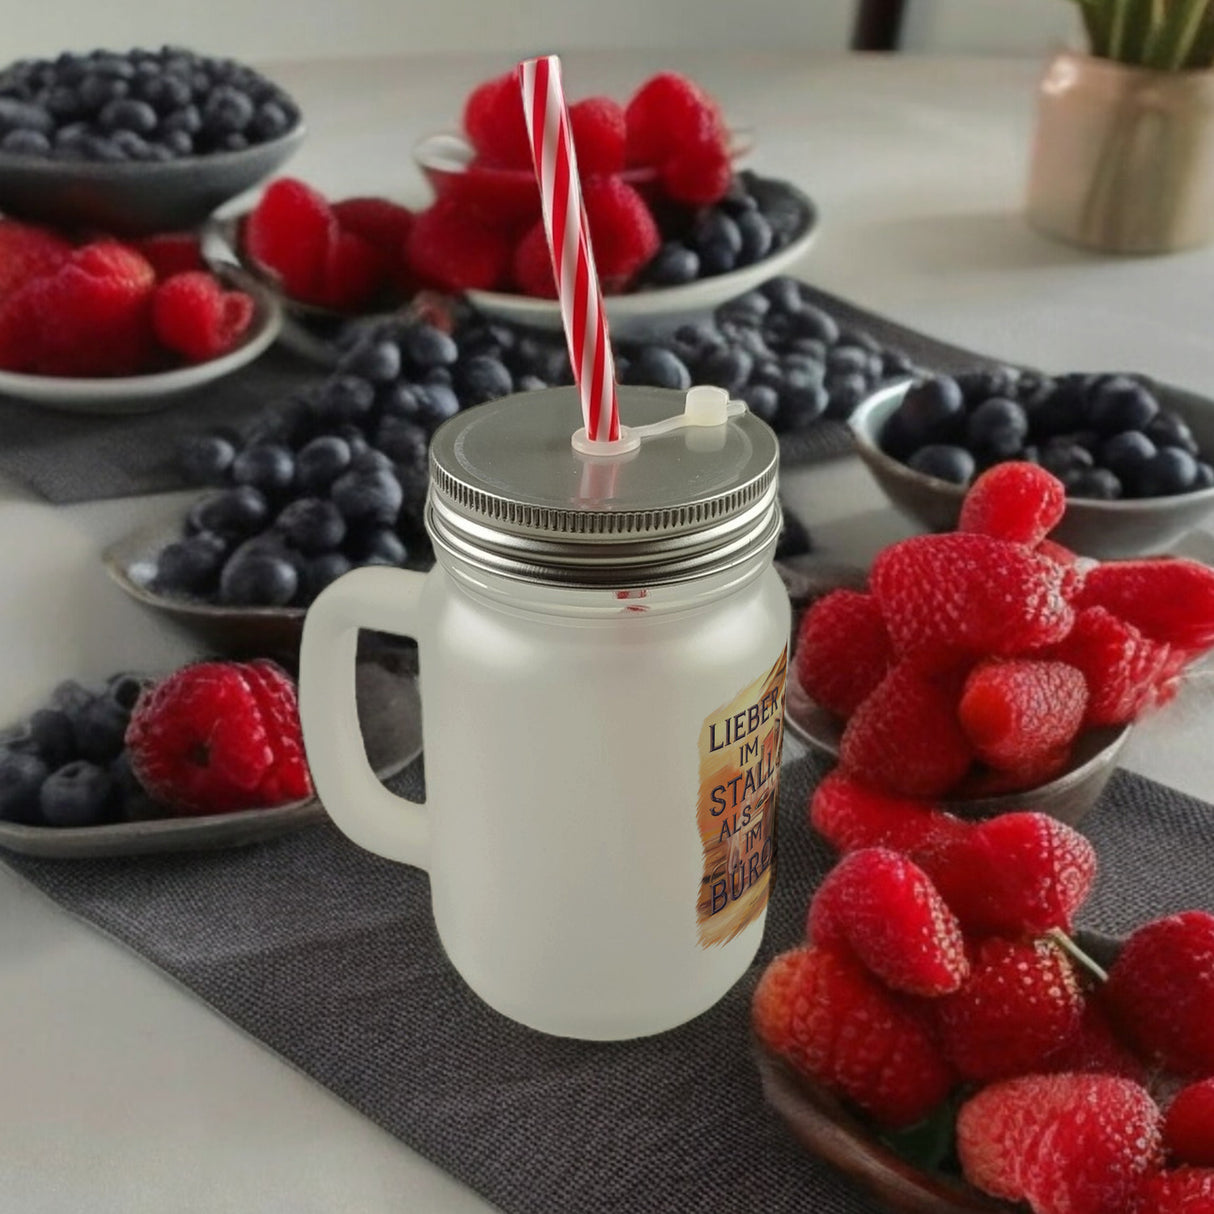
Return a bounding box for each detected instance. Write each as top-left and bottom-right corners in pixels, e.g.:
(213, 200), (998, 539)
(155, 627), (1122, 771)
(3, 49), (1214, 1214)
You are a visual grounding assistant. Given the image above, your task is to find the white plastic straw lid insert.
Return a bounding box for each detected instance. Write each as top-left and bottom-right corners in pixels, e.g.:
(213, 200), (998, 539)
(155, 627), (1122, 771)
(425, 384), (782, 587)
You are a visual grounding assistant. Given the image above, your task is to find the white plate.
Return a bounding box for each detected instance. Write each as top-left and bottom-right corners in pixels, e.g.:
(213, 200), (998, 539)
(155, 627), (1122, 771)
(0, 269), (282, 415)
(468, 192), (819, 337)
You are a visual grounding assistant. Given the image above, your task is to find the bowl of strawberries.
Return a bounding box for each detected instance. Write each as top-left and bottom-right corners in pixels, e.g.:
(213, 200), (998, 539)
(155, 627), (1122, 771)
(787, 460), (1214, 824)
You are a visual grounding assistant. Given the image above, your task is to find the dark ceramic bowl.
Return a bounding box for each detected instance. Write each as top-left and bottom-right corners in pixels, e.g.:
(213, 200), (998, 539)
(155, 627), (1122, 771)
(0, 122), (305, 236)
(850, 381), (1214, 559)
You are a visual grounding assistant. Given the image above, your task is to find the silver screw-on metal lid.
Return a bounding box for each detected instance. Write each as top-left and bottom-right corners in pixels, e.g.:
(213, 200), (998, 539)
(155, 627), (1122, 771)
(425, 385), (781, 588)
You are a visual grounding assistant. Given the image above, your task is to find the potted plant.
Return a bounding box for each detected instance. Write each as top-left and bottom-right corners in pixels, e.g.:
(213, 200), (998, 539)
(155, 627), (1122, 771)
(1026, 0), (1214, 253)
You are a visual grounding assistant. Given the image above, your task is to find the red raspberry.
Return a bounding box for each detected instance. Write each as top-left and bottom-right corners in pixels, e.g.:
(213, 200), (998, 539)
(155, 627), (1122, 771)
(134, 233), (205, 281)
(315, 228), (384, 311)
(934, 937), (1085, 1083)
(624, 71), (726, 167)
(463, 72), (532, 168)
(569, 97), (626, 176)
(511, 220), (558, 298)
(958, 658), (1088, 771)
(838, 661), (973, 798)
(405, 200), (511, 293)
(808, 770), (967, 856)
(1164, 1079), (1214, 1167)
(794, 589), (894, 719)
(440, 159), (541, 234)
(659, 138), (733, 206)
(1105, 911), (1214, 1077)
(917, 811), (1097, 938)
(957, 1074), (1162, 1214)
(0, 219), (71, 300)
(125, 660), (312, 816)
(244, 178), (334, 301)
(959, 460), (1067, 547)
(951, 744), (1073, 797)
(0, 240), (155, 376)
(583, 176), (660, 289)
(1077, 558), (1214, 652)
(807, 848), (969, 996)
(870, 532), (1074, 665)
(1048, 606), (1174, 728)
(751, 944), (954, 1128)
(1042, 996), (1149, 1083)
(331, 197), (414, 289)
(152, 271), (255, 363)
(1138, 1167), (1214, 1211)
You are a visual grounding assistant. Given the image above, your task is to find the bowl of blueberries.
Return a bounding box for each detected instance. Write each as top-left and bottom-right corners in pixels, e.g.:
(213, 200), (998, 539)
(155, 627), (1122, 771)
(850, 369), (1214, 558)
(0, 46), (305, 236)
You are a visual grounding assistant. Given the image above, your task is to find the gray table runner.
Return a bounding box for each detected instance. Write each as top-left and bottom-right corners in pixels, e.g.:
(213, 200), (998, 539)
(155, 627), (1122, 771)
(3, 741), (1213, 1213)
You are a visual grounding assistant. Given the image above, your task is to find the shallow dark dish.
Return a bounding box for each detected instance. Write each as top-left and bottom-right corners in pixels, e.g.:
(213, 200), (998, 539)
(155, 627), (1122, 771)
(0, 122), (305, 236)
(850, 382), (1214, 559)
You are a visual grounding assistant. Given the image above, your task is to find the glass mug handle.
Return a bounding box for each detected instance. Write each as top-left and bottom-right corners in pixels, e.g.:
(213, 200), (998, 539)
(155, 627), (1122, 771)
(298, 566), (429, 870)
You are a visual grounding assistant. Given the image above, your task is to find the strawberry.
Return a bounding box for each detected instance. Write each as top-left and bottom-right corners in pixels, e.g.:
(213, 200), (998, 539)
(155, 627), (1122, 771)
(751, 944), (955, 1128)
(463, 72), (532, 169)
(807, 847), (968, 996)
(244, 178), (334, 301)
(1137, 1167), (1214, 1211)
(916, 811), (1097, 938)
(957, 1074), (1162, 1214)
(582, 176), (660, 290)
(869, 532), (1074, 666)
(1105, 912), (1214, 1077)
(0, 219), (71, 300)
(933, 936), (1085, 1082)
(152, 271), (255, 363)
(1076, 558), (1214, 652)
(405, 199), (512, 293)
(838, 660), (973, 798)
(794, 589), (895, 719)
(1047, 606), (1174, 727)
(125, 660), (312, 816)
(134, 233), (205, 281)
(959, 460), (1067, 547)
(1164, 1079), (1214, 1167)
(807, 771), (967, 856)
(568, 97), (626, 175)
(958, 658), (1088, 772)
(624, 71), (726, 168)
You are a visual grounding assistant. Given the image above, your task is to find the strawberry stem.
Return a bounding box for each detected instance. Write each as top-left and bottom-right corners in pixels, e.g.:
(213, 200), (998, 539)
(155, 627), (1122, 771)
(1048, 928), (1109, 983)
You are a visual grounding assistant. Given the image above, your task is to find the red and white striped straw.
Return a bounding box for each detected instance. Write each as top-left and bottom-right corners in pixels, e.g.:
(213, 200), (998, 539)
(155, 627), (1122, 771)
(517, 55), (620, 445)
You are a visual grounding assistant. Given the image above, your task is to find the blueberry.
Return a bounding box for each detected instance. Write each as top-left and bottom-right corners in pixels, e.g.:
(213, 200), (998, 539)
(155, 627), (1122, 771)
(735, 211), (774, 266)
(625, 346), (691, 392)
(110, 752), (160, 822)
(351, 449), (395, 475)
(231, 443), (294, 495)
(966, 397), (1029, 457)
(155, 532), (227, 594)
(178, 433), (236, 485)
(333, 425), (370, 458)
(301, 552), (353, 600)
(786, 337), (826, 364)
(425, 367), (453, 387)
(516, 374), (547, 393)
(1098, 431), (1157, 486)
(375, 416), (429, 471)
(1087, 376), (1159, 433)
(1196, 462), (1214, 489)
(317, 375), (375, 425)
(0, 128), (50, 155)
(160, 104), (201, 135)
(158, 129), (194, 157)
(762, 277), (803, 315)
(882, 349), (916, 377)
(782, 354), (825, 387)
(138, 72), (192, 112)
(824, 373), (869, 421)
(827, 346), (871, 378)
(778, 383), (828, 430)
(71, 695), (128, 764)
(45, 85), (82, 118)
(414, 383), (460, 431)
(718, 291), (770, 326)
(672, 322), (724, 359)
(896, 377), (965, 443)
(0, 751), (49, 824)
(251, 100), (291, 141)
(28, 709), (75, 769)
(455, 356), (513, 407)
(83, 135), (127, 162)
(907, 444), (976, 485)
(788, 305), (839, 346)
(275, 498), (346, 554)
(1066, 468), (1123, 500)
(106, 673), (146, 713)
(79, 73), (129, 110)
(1137, 447), (1199, 497)
(643, 243), (699, 286)
(692, 212), (742, 275)
(340, 339), (400, 384)
(295, 435), (352, 494)
(188, 486), (269, 539)
(202, 84), (253, 135)
(219, 543), (299, 606)
(696, 347), (753, 395)
(1014, 371), (1055, 410)
(39, 761), (114, 828)
(331, 469), (404, 527)
(51, 679), (94, 716)
(398, 324), (457, 371)
(775, 506), (812, 560)
(347, 527), (408, 565)
(0, 97), (54, 135)
(1040, 439), (1095, 478)
(380, 383), (423, 421)
(953, 368), (1017, 405)
(741, 383), (780, 423)
(98, 96), (157, 134)
(1145, 410), (1200, 456)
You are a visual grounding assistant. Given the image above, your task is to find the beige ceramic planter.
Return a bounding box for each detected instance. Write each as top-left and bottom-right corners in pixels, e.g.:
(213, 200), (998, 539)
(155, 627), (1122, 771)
(1026, 50), (1214, 254)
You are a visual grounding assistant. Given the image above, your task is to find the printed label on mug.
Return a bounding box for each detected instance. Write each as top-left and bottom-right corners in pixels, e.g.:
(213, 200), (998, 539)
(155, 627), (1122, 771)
(695, 647), (787, 947)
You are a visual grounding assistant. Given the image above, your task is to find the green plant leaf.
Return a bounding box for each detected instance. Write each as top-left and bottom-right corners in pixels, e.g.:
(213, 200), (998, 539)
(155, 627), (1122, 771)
(1076, 0), (1115, 55)
(1113, 0), (1166, 63)
(1144, 0), (1212, 68)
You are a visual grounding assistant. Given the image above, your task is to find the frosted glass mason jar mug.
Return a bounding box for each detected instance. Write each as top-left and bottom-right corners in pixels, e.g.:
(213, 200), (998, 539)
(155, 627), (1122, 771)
(299, 385), (790, 1040)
